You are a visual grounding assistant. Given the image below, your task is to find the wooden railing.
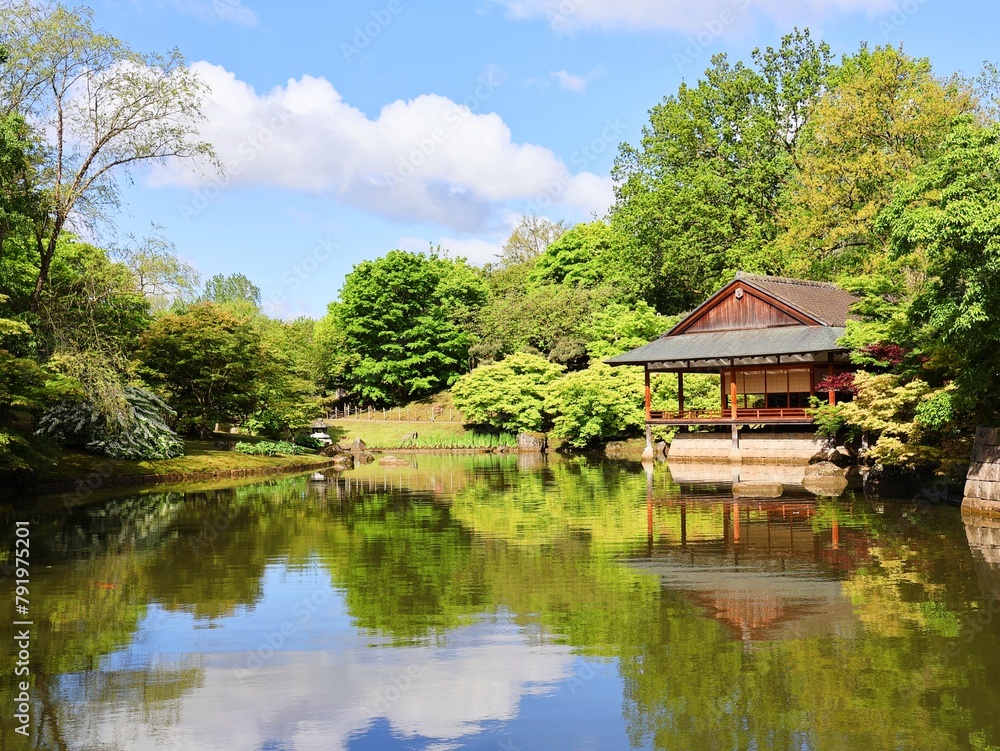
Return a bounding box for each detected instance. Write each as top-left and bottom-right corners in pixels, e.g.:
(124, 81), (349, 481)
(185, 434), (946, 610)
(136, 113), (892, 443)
(648, 408), (812, 422)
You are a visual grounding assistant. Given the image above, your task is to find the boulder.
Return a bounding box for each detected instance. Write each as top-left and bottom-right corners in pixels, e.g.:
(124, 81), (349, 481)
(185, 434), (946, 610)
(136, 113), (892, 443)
(356, 452), (376, 464)
(802, 474), (849, 497)
(805, 461), (848, 478)
(350, 437), (367, 453)
(655, 440), (668, 457)
(516, 432), (547, 452)
(379, 455), (410, 467)
(809, 444), (856, 468)
(319, 443), (343, 457)
(732, 482), (784, 499)
(331, 454), (354, 469)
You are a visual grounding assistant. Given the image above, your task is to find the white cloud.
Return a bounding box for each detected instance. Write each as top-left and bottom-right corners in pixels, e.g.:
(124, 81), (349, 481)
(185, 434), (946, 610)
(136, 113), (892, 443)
(552, 70), (589, 92)
(491, 0), (897, 33)
(164, 0), (258, 25)
(153, 63), (613, 232)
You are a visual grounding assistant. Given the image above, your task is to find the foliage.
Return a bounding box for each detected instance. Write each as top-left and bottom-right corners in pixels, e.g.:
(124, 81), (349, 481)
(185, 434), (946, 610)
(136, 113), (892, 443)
(879, 119), (1000, 424)
(336, 250), (487, 405)
(833, 371), (954, 468)
(201, 272), (262, 309)
(528, 221), (618, 289)
(585, 302), (673, 360)
(232, 440), (303, 456)
(138, 302), (265, 436)
(546, 363), (645, 448)
(293, 434), (325, 450)
(472, 283), (603, 366)
(451, 353), (565, 433)
(779, 45), (975, 278)
(0, 1), (214, 310)
(495, 214), (566, 268)
(36, 386), (184, 459)
(611, 29), (833, 312)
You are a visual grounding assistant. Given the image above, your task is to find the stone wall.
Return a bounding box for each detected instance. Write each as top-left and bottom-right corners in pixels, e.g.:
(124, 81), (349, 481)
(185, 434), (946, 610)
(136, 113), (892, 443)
(963, 427), (1000, 516)
(667, 432), (826, 465)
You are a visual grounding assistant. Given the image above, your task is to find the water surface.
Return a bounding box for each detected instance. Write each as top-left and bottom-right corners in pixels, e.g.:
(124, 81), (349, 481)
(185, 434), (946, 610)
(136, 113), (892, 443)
(2, 454), (999, 750)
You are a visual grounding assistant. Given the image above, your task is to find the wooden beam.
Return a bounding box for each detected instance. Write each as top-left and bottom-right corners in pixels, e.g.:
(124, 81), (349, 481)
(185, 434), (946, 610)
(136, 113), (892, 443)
(644, 367), (652, 420)
(827, 361), (835, 406)
(678, 371), (685, 414)
(730, 376), (738, 420)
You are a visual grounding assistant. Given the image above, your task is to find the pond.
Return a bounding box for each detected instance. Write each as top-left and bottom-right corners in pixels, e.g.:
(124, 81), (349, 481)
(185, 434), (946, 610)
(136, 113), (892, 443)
(2, 454), (999, 750)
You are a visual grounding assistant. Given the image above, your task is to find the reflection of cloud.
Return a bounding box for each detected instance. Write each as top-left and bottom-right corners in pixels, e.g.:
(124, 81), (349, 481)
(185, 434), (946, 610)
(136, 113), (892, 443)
(73, 620), (575, 750)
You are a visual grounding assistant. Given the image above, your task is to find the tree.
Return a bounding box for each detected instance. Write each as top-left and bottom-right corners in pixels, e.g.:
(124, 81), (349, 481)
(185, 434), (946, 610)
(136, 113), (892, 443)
(472, 284), (603, 367)
(546, 363), (645, 448)
(878, 119), (1000, 425)
(113, 229), (200, 311)
(337, 250), (487, 405)
(495, 214), (566, 268)
(612, 29), (832, 312)
(528, 221), (622, 290)
(0, 1), (213, 310)
(138, 302), (265, 436)
(585, 302), (673, 360)
(451, 352), (564, 433)
(779, 45), (976, 278)
(201, 272), (261, 309)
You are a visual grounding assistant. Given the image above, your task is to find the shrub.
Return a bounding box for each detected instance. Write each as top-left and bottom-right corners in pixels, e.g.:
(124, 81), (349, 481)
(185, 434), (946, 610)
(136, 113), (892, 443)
(36, 386), (184, 460)
(232, 440), (304, 456)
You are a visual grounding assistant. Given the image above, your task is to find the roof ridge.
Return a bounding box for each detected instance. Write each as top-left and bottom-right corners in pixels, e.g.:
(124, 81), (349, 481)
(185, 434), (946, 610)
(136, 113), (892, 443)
(739, 272), (840, 290)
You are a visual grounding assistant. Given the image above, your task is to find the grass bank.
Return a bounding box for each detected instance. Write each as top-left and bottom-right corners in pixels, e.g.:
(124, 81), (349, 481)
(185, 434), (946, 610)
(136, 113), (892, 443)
(16, 439), (336, 496)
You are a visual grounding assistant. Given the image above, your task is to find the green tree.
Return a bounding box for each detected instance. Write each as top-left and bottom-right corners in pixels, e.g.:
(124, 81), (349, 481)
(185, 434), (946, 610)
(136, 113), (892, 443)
(528, 221), (623, 291)
(451, 352), (564, 433)
(585, 302), (673, 360)
(337, 250), (487, 405)
(878, 118), (1000, 425)
(472, 284), (603, 366)
(612, 29), (832, 312)
(201, 272), (261, 309)
(138, 302), (265, 436)
(779, 45), (976, 278)
(0, 1), (213, 310)
(546, 363), (645, 448)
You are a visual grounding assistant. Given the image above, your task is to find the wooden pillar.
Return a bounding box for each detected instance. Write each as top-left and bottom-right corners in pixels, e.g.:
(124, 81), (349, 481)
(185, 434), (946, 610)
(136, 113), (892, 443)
(733, 502), (741, 543)
(730, 375), (738, 420)
(827, 361), (836, 406)
(677, 372), (685, 417)
(644, 367), (652, 420)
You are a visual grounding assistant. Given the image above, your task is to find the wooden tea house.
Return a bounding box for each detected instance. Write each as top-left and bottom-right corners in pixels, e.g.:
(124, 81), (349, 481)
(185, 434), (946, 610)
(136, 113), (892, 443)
(606, 273), (859, 460)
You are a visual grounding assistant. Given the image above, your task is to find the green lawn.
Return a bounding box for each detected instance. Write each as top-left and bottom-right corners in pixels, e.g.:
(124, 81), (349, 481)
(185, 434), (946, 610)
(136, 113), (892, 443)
(325, 419), (483, 449)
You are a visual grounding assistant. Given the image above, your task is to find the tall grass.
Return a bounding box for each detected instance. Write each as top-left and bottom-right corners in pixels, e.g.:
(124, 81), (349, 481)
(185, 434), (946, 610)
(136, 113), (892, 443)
(398, 432), (517, 449)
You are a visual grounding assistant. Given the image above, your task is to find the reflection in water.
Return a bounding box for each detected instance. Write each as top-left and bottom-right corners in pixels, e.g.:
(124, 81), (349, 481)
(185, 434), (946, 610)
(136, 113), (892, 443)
(1, 455), (999, 750)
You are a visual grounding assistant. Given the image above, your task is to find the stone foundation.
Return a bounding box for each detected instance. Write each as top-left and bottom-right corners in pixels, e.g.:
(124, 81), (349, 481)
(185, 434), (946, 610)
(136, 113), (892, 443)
(962, 427), (1000, 516)
(667, 431), (826, 465)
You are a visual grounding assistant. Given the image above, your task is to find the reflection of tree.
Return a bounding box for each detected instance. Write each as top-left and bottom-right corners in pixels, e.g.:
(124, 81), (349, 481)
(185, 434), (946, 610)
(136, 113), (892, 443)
(3, 462), (1000, 750)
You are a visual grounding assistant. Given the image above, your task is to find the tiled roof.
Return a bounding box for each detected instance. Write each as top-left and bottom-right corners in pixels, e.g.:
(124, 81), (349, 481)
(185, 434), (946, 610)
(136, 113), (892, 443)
(605, 326), (847, 366)
(737, 272), (857, 327)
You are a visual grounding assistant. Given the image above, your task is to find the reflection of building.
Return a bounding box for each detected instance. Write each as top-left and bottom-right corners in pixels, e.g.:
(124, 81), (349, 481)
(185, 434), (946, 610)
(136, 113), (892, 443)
(633, 493), (864, 643)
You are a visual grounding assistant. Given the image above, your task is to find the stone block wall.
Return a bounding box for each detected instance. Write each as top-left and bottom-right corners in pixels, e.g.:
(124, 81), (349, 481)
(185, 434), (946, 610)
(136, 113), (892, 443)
(963, 427), (1000, 516)
(667, 432), (825, 465)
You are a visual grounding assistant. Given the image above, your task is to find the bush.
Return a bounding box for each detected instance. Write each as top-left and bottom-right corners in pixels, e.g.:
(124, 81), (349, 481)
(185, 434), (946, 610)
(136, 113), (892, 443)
(451, 353), (565, 433)
(293, 434), (325, 450)
(36, 386), (184, 460)
(232, 440), (304, 456)
(545, 363), (645, 448)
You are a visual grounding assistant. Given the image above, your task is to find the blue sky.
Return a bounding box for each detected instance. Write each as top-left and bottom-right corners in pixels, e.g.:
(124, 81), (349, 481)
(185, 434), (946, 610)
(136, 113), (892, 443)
(87, 0), (999, 318)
